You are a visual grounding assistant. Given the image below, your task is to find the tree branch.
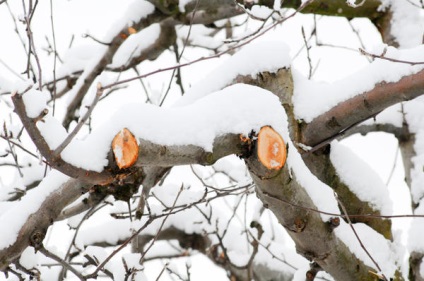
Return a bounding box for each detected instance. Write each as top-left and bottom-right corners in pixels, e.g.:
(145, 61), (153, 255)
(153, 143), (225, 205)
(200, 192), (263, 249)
(0, 179), (90, 271)
(11, 92), (114, 185)
(245, 156), (376, 281)
(62, 9), (167, 129)
(131, 134), (250, 167)
(302, 68), (424, 148)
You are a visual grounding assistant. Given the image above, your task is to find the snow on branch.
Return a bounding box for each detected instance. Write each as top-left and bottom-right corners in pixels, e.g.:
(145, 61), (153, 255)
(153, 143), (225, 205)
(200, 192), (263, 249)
(0, 172), (87, 270)
(298, 45), (424, 147)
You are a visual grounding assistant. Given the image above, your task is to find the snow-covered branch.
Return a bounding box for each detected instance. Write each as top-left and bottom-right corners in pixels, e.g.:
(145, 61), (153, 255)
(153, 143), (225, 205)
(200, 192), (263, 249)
(301, 63), (424, 148)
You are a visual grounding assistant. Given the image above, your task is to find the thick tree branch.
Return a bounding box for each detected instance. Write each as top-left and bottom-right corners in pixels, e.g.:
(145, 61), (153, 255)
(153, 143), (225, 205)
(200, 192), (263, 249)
(302, 68), (424, 148)
(279, 0), (383, 20)
(0, 179), (90, 271)
(12, 92), (114, 185)
(132, 134), (249, 167)
(164, 0), (384, 21)
(245, 156), (376, 281)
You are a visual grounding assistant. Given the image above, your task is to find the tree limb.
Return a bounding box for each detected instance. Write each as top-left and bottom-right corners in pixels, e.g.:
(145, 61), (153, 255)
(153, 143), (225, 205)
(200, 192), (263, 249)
(302, 68), (424, 148)
(245, 155), (376, 281)
(11, 92), (114, 185)
(0, 179), (90, 271)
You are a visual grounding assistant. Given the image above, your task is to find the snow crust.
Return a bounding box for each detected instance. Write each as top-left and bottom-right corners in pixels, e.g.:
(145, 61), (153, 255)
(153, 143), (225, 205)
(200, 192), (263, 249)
(0, 170), (69, 250)
(103, 0), (155, 42)
(175, 41), (291, 106)
(250, 5), (273, 19)
(330, 141), (393, 215)
(110, 23), (161, 69)
(293, 45), (424, 122)
(178, 0), (192, 12)
(21, 89), (49, 118)
(384, 1), (424, 48)
(38, 84), (286, 172)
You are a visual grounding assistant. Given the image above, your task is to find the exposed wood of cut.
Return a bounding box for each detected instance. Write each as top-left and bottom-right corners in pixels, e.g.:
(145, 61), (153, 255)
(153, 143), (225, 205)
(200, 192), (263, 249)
(257, 126), (286, 170)
(112, 128), (139, 169)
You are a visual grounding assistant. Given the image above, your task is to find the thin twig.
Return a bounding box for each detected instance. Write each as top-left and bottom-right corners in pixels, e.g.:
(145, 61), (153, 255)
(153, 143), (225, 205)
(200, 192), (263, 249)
(347, 20), (372, 63)
(159, 0), (199, 106)
(22, 0), (43, 90)
(39, 246), (85, 281)
(139, 185), (185, 262)
(53, 84), (103, 156)
(0, 135), (47, 163)
(260, 190), (424, 220)
(6, 140), (23, 177)
(49, 0), (58, 115)
(301, 26), (313, 79)
(84, 217), (155, 279)
(334, 193), (387, 281)
(155, 263), (169, 281)
(359, 48), (424, 65)
(385, 146), (399, 186)
(101, 0), (315, 90)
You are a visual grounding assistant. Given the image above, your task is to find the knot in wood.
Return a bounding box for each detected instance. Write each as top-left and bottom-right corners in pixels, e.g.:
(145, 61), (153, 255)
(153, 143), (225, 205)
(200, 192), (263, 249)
(328, 217), (340, 229)
(30, 229), (45, 249)
(293, 217), (306, 233)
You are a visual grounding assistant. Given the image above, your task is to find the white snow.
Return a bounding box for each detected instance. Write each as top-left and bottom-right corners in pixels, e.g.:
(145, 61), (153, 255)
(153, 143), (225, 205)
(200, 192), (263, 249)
(330, 141), (393, 215)
(0, 170), (69, 250)
(103, 0), (155, 42)
(360, 103), (403, 128)
(250, 5), (274, 20)
(110, 23), (161, 69)
(175, 41), (291, 106)
(37, 115), (68, 149)
(21, 89), (49, 119)
(335, 221), (397, 277)
(385, 1), (424, 48)
(287, 142), (341, 221)
(178, 0), (192, 12)
(37, 83), (286, 172)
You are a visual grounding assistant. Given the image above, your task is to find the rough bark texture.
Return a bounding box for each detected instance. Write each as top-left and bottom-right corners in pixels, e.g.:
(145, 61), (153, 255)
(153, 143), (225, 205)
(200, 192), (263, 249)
(132, 134), (249, 167)
(246, 153), (376, 281)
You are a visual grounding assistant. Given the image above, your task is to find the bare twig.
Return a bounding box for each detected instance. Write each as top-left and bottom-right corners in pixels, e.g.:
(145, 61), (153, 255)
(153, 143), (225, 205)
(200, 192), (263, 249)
(139, 185), (185, 262)
(334, 193), (387, 281)
(159, 0), (199, 106)
(359, 48), (424, 65)
(39, 246), (85, 281)
(53, 84), (103, 156)
(84, 217), (155, 279)
(49, 0), (58, 115)
(301, 26), (313, 79)
(0, 135), (46, 163)
(261, 190), (424, 220)
(22, 0), (43, 90)
(155, 262), (169, 281)
(385, 146), (400, 186)
(101, 0), (315, 90)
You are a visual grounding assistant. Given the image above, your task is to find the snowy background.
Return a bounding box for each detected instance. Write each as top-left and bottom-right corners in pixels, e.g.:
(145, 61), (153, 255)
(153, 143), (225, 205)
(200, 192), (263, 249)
(0, 0), (424, 280)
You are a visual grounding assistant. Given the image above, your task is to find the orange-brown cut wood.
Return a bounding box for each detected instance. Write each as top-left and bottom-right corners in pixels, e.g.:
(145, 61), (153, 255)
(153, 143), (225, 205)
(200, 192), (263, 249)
(112, 128), (139, 169)
(257, 126), (286, 170)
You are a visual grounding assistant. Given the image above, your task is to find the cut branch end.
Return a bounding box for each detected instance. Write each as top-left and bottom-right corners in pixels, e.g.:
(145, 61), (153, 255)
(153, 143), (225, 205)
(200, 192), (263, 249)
(112, 128), (139, 169)
(257, 126), (286, 170)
